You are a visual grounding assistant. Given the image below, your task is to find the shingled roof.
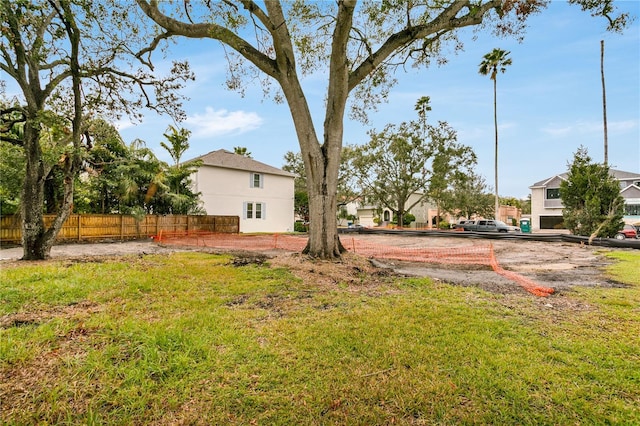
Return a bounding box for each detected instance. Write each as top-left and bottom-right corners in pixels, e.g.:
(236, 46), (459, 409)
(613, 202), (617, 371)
(530, 169), (640, 188)
(189, 149), (295, 178)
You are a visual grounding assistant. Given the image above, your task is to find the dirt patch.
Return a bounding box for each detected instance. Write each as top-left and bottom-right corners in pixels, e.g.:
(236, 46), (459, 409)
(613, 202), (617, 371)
(0, 300), (103, 330)
(269, 251), (395, 292)
(231, 252), (270, 267)
(345, 234), (625, 292)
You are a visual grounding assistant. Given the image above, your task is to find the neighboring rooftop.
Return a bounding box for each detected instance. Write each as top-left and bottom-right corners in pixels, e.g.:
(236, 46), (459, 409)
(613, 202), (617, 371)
(530, 169), (640, 188)
(189, 149), (296, 178)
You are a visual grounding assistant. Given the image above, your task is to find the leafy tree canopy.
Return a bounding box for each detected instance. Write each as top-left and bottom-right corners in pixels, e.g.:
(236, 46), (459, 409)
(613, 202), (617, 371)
(442, 171), (494, 220)
(352, 98), (476, 227)
(233, 146), (252, 158)
(1, 0), (193, 259)
(560, 146), (624, 238)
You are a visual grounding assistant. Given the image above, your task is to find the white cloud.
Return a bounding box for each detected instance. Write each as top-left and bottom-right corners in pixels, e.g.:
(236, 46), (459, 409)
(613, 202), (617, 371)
(608, 119), (638, 133)
(185, 107), (263, 138)
(541, 124), (574, 137)
(498, 121), (517, 131)
(541, 119), (638, 138)
(113, 119), (136, 131)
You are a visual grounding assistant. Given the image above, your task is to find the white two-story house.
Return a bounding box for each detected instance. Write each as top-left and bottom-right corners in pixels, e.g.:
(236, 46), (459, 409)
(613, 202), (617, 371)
(189, 149), (295, 233)
(530, 169), (640, 231)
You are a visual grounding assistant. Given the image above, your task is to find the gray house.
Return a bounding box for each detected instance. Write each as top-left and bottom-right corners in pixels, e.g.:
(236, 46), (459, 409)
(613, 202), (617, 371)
(529, 169), (640, 231)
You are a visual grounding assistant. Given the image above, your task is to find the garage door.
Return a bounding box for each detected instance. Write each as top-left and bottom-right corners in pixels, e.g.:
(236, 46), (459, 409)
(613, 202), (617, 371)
(540, 215), (564, 230)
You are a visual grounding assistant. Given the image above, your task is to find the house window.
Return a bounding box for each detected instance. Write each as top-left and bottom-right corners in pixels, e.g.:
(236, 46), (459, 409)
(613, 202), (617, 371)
(625, 204), (640, 216)
(244, 202), (266, 219)
(546, 188), (561, 199)
(250, 173), (263, 188)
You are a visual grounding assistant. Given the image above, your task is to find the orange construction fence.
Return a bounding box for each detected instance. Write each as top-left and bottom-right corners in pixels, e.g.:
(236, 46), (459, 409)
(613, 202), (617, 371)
(154, 231), (554, 297)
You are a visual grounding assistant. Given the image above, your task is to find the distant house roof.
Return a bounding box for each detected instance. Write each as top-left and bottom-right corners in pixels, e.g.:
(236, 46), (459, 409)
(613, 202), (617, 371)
(621, 184), (640, 197)
(612, 170), (640, 180)
(189, 149), (295, 178)
(530, 169), (640, 188)
(530, 174), (567, 188)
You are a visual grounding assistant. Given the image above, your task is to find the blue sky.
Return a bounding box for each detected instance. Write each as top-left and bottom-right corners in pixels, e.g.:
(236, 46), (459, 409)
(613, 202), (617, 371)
(7, 1), (639, 199)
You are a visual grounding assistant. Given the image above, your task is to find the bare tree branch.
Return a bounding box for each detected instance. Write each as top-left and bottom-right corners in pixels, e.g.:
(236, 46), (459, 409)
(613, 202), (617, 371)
(135, 31), (176, 70)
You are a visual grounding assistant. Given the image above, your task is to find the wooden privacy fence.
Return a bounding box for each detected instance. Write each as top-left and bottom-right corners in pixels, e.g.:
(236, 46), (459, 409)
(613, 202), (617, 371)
(0, 214), (239, 244)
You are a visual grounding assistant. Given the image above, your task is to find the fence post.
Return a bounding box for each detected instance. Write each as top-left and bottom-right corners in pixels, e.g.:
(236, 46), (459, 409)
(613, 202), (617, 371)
(120, 214), (124, 241)
(77, 214), (82, 241)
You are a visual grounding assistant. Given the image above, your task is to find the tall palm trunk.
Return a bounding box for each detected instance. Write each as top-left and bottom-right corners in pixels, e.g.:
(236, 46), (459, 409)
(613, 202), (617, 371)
(493, 76), (499, 220)
(479, 48), (511, 220)
(601, 40), (608, 165)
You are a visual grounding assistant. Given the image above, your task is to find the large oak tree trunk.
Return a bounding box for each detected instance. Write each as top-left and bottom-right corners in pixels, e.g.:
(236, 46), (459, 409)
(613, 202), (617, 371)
(18, 1), (82, 261)
(305, 190), (345, 258)
(21, 121), (50, 260)
(302, 137), (346, 258)
(20, 119), (76, 260)
(281, 92), (347, 259)
(267, 1), (354, 259)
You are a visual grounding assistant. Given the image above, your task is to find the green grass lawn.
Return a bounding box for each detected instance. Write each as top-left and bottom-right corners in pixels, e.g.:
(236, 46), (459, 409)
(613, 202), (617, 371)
(1, 250), (639, 425)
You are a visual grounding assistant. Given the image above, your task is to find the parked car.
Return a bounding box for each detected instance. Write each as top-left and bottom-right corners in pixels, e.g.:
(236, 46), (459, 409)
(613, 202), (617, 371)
(463, 219), (520, 233)
(615, 224), (638, 240)
(453, 220), (468, 230)
(461, 220), (476, 231)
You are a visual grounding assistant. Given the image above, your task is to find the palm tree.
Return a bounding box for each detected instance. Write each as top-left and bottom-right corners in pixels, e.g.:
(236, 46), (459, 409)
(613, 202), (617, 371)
(161, 125), (192, 166)
(479, 48), (512, 220)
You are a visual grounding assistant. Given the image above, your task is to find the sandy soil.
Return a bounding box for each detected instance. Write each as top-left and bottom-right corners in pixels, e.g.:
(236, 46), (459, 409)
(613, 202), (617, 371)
(347, 233), (622, 292)
(0, 234), (629, 296)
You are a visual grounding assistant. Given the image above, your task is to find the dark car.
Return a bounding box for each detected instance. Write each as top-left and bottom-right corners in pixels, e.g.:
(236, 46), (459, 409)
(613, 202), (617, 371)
(615, 224), (638, 240)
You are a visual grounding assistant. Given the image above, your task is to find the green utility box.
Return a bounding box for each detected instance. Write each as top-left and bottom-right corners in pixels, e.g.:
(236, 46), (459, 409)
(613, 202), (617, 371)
(519, 218), (531, 233)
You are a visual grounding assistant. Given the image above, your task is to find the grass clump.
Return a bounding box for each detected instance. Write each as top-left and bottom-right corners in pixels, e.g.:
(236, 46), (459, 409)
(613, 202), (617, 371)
(1, 250), (638, 425)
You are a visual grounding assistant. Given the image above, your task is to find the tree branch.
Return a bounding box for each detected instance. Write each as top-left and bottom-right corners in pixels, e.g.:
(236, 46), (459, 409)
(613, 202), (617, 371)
(348, 0), (500, 91)
(40, 58), (69, 71)
(135, 31), (176, 70)
(136, 0), (279, 78)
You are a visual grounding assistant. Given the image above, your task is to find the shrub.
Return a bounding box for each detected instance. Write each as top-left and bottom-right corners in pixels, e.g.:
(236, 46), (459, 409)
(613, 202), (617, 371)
(403, 213), (416, 226)
(393, 213), (415, 227)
